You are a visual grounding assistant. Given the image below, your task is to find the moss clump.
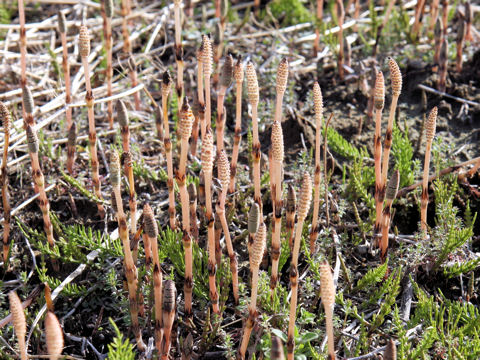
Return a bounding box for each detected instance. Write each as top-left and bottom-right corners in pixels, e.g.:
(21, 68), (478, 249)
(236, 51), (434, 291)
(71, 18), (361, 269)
(267, 0), (313, 26)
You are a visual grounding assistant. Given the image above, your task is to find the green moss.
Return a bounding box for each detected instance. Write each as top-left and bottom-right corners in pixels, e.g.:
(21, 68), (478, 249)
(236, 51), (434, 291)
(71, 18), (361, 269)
(267, 0), (313, 26)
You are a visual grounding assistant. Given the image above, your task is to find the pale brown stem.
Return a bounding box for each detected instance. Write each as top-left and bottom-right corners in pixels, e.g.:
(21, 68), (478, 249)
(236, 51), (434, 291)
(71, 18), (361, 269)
(270, 162), (282, 293)
(380, 200), (393, 261)
(217, 191), (239, 304)
(380, 94), (399, 199)
(125, 157), (137, 236)
(177, 138), (193, 317)
(442, 0), (448, 38)
(121, 0), (131, 53)
(310, 112), (323, 254)
(287, 220), (305, 360)
(229, 80), (243, 194)
(421, 141), (432, 233)
(336, 0), (345, 80)
(216, 90), (226, 153)
(373, 107), (383, 238)
(60, 32), (72, 131)
(148, 231), (163, 353)
(82, 57), (105, 218)
(252, 106), (261, 208)
(238, 268), (259, 359)
(313, 0), (323, 56)
(412, 0), (426, 39)
(198, 62), (205, 141)
(162, 94), (176, 229)
(429, 0), (440, 32)
(190, 114), (199, 157)
(324, 114), (333, 227)
(130, 68), (141, 111)
(325, 305), (335, 359)
(143, 231), (152, 270)
(174, 3), (184, 114)
(2, 129), (10, 263)
(205, 76), (212, 131)
(106, 17), (113, 129)
(214, 213), (222, 266)
(205, 172), (220, 314)
(113, 186), (145, 351)
(19, 0), (26, 88)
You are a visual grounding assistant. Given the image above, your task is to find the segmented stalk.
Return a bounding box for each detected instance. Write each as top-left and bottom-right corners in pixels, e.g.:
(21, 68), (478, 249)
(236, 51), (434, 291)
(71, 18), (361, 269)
(373, 71), (385, 241)
(270, 120), (284, 293)
(143, 204), (163, 352)
(202, 35), (213, 131)
(379, 59), (402, 213)
(438, 38), (448, 92)
(79, 24), (105, 218)
(238, 222), (266, 359)
(197, 44), (206, 142)
(26, 125), (55, 249)
(421, 107), (437, 234)
(229, 57), (244, 194)
(22, 86), (35, 128)
(286, 184), (296, 250)
(161, 280), (176, 360)
(66, 122), (76, 175)
(217, 55), (233, 153)
(309, 82), (323, 254)
(434, 18), (443, 65)
(109, 151), (145, 351)
(117, 101), (137, 235)
(412, 0), (426, 40)
(202, 131), (219, 313)
(336, 0), (345, 80)
(313, 0), (324, 56)
(58, 11), (73, 135)
(380, 170), (400, 261)
(429, 0), (440, 32)
(319, 261), (336, 360)
(247, 202), (260, 261)
(1, 103), (11, 263)
(287, 173), (312, 360)
(18, 0), (27, 92)
(246, 62), (261, 208)
(178, 99), (194, 317)
(465, 1), (472, 41)
(216, 150), (239, 304)
(104, 0), (114, 129)
(188, 183), (199, 241)
(9, 292), (27, 360)
(162, 71), (176, 229)
(174, 0), (184, 114)
(45, 311), (63, 360)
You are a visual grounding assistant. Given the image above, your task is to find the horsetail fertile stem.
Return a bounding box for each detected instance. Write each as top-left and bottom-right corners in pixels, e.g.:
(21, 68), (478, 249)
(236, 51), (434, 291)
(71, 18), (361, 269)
(456, 20), (465, 73)
(286, 184), (296, 250)
(229, 57), (244, 194)
(464, 1), (472, 41)
(384, 339), (397, 360)
(178, 99), (194, 317)
(162, 71), (176, 229)
(202, 35), (213, 131)
(143, 204), (163, 352)
(272, 336), (286, 360)
(270, 120), (284, 293)
(174, 0), (184, 113)
(287, 173), (312, 360)
(441, 0), (448, 37)
(380, 170), (400, 262)
(109, 151), (145, 351)
(197, 43), (206, 141)
(18, 0), (27, 91)
(246, 62), (261, 208)
(429, 0), (440, 32)
(9, 292), (27, 360)
(217, 55), (233, 153)
(66, 122), (76, 175)
(438, 38), (448, 92)
(336, 0), (345, 80)
(121, 0), (131, 53)
(104, 0), (114, 129)
(216, 150), (240, 304)
(313, 0), (324, 56)
(188, 183), (199, 241)
(373, 71), (385, 240)
(319, 261), (336, 360)
(161, 280), (176, 360)
(411, 0), (426, 40)
(58, 11), (73, 134)
(310, 82), (323, 254)
(80, 24), (105, 218)
(274, 58), (288, 124)
(238, 222), (266, 359)
(26, 125), (55, 249)
(202, 131), (219, 313)
(22, 86), (35, 128)
(1, 103), (11, 263)
(128, 56), (141, 111)
(421, 107), (437, 234)
(44, 283), (54, 312)
(214, 213), (222, 266)
(380, 58), (402, 207)
(247, 202), (260, 261)
(117, 101), (137, 235)
(45, 311), (63, 360)
(434, 18), (442, 65)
